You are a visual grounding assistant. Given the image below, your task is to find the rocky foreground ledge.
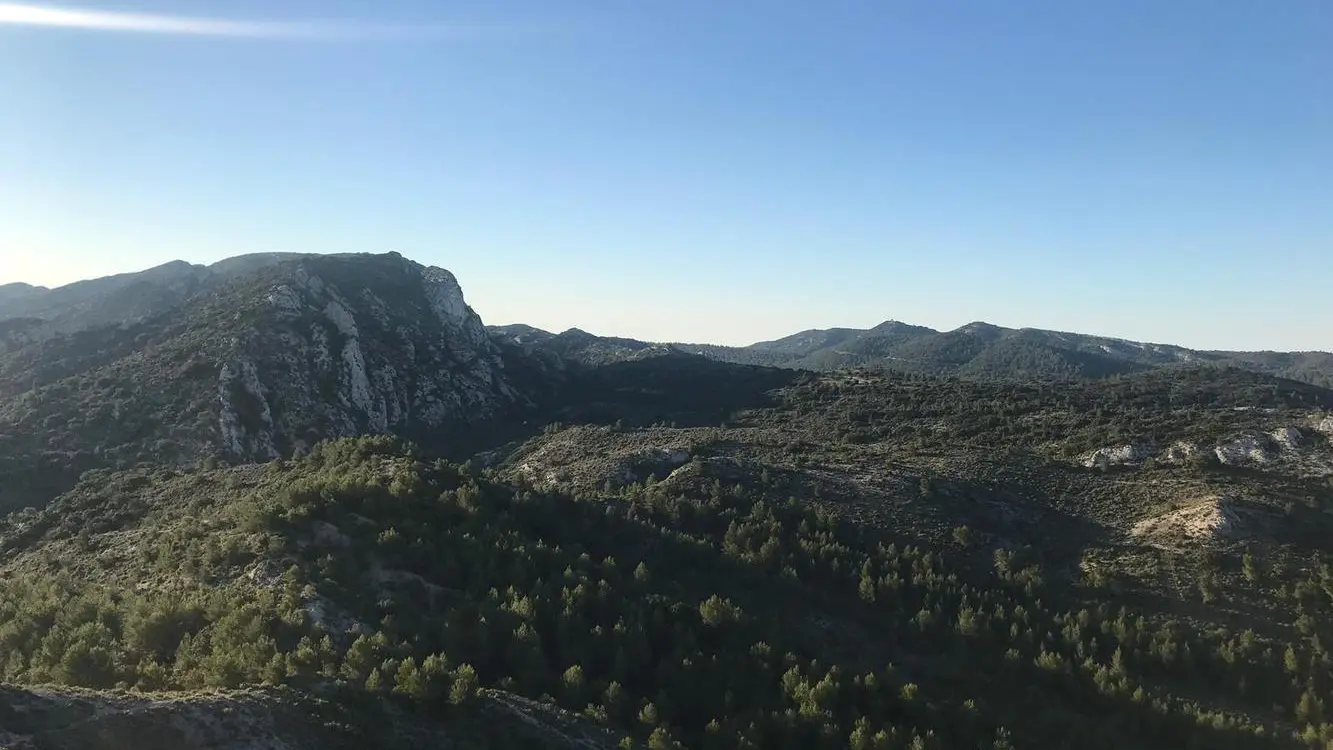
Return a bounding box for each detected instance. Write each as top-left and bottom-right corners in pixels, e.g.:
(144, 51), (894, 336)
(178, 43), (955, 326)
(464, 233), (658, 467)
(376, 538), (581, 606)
(0, 684), (639, 750)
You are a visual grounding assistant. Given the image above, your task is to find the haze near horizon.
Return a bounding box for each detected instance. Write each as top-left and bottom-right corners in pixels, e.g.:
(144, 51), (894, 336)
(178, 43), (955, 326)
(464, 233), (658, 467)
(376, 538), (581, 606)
(2, 1), (1329, 351)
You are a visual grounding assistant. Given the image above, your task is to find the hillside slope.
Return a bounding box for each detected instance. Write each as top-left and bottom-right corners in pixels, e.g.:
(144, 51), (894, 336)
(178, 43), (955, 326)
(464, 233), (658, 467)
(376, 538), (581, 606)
(2, 361), (1332, 747)
(0, 253), (526, 512)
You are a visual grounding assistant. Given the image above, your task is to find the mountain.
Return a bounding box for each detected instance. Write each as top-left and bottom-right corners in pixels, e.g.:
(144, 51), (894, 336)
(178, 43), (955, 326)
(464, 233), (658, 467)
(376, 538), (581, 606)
(0, 252), (527, 512)
(0, 254), (343, 342)
(5, 252), (1333, 748)
(750, 326), (870, 356)
(490, 320), (1333, 387)
(492, 325), (684, 367)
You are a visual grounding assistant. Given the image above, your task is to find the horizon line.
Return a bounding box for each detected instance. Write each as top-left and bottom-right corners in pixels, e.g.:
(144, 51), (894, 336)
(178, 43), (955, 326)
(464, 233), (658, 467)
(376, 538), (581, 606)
(2, 252), (1327, 356)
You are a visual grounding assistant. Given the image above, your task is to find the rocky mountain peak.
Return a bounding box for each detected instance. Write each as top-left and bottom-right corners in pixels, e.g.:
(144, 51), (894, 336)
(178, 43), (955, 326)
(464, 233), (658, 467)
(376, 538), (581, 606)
(212, 253), (520, 460)
(0, 252), (532, 508)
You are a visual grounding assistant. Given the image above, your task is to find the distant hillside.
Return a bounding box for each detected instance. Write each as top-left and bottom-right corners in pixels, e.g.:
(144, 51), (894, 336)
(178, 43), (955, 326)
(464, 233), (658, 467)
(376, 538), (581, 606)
(489, 321), (1333, 387)
(490, 326), (689, 367)
(0, 254), (309, 342)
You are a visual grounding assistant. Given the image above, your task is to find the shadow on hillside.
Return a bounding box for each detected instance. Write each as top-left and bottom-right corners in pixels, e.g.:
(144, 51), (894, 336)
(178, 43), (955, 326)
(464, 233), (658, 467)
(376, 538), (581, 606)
(939, 478), (1117, 587)
(476, 482), (1268, 750)
(0, 452), (103, 517)
(416, 358), (801, 462)
(557, 355), (802, 429)
(1109, 579), (1289, 641)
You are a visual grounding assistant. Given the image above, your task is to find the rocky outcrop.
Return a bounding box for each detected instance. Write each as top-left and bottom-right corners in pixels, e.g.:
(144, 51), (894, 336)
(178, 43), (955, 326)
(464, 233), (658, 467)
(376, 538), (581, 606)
(508, 425), (699, 491)
(1315, 415), (1333, 438)
(0, 253), (532, 494)
(1081, 429), (1318, 470)
(1083, 444), (1153, 469)
(1214, 436), (1272, 466)
(1131, 496), (1242, 548)
(0, 684), (640, 750)
(214, 254), (524, 460)
(217, 359), (279, 459)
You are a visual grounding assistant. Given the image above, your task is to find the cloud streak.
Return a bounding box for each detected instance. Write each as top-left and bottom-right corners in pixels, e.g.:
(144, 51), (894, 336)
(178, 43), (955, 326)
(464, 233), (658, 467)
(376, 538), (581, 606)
(0, 2), (466, 40)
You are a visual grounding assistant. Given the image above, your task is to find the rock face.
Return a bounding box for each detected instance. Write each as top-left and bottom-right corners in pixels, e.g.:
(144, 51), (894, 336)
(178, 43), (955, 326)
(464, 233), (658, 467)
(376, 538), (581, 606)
(210, 253), (522, 460)
(0, 253), (530, 503)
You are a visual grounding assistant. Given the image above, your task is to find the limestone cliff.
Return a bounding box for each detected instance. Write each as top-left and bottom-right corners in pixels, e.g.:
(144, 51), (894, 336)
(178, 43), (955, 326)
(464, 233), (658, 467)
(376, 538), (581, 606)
(212, 253), (522, 460)
(0, 252), (530, 508)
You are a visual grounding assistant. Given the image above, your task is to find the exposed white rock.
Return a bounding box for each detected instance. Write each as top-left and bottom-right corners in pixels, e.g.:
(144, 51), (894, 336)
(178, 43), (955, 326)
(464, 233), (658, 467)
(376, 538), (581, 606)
(1132, 496), (1240, 547)
(340, 339), (374, 414)
(1214, 436), (1271, 466)
(420, 264), (491, 348)
(208, 256), (523, 462)
(244, 558), (285, 589)
(292, 263), (325, 296)
(1270, 427), (1303, 450)
(217, 359), (279, 460)
(323, 299), (359, 339)
(265, 284), (303, 312)
(1315, 415), (1333, 437)
(1083, 444), (1152, 469)
(420, 266), (469, 326)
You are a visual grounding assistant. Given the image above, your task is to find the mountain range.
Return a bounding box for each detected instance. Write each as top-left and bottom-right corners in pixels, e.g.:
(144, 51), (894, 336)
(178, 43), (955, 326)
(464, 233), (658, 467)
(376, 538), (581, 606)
(2, 252), (1333, 748)
(490, 320), (1333, 387)
(2, 250), (1329, 513)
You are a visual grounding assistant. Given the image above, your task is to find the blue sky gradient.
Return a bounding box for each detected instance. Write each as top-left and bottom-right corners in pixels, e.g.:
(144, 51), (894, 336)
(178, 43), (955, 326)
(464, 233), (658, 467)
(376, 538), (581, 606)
(2, 1), (1329, 349)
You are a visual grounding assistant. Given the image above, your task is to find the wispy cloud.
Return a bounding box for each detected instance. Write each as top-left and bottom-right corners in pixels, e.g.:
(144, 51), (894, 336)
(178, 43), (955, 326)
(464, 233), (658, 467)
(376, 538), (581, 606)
(0, 2), (468, 40)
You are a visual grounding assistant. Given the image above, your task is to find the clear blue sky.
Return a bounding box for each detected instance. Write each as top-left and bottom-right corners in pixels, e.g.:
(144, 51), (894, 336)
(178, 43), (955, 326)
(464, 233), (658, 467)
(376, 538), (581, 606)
(2, 1), (1329, 350)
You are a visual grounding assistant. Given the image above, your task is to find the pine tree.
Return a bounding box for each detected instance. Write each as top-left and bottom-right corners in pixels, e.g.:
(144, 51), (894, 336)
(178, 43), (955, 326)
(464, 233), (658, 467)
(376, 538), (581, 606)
(647, 726), (685, 750)
(638, 700), (660, 728)
(1242, 550), (1260, 583)
(450, 663), (479, 705)
(561, 664), (586, 705)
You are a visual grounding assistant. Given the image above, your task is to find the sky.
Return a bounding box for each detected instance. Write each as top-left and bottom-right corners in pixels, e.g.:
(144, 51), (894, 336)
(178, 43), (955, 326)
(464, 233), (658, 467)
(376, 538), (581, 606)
(1, 1), (1330, 350)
